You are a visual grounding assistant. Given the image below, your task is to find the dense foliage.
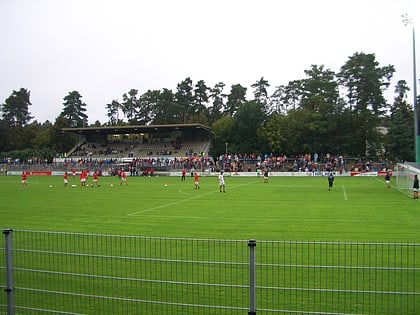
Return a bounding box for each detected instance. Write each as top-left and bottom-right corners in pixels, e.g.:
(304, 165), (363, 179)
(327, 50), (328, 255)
(0, 52), (418, 162)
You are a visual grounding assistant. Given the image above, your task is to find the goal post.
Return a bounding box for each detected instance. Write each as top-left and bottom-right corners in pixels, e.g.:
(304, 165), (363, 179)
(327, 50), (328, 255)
(395, 163), (420, 195)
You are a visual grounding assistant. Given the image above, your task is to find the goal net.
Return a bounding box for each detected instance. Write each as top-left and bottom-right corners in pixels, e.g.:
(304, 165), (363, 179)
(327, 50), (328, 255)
(395, 163), (420, 196)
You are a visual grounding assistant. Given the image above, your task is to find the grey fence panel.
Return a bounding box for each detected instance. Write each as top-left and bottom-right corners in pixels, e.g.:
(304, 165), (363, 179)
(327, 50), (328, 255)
(2, 230), (250, 315)
(256, 241), (419, 314)
(0, 231), (6, 315)
(1, 230), (419, 315)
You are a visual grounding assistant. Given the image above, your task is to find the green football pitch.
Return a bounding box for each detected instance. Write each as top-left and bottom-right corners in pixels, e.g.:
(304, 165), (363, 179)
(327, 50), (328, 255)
(0, 174), (419, 242)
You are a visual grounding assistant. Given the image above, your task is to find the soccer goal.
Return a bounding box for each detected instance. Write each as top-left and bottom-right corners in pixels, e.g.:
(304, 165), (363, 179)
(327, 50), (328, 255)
(395, 163), (420, 195)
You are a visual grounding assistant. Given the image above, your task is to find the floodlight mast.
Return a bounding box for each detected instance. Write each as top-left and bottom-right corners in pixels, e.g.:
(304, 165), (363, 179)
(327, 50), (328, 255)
(402, 14), (419, 163)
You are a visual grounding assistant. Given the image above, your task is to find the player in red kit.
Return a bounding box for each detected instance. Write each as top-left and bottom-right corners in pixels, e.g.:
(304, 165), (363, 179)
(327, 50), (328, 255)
(120, 171), (128, 186)
(194, 172), (200, 189)
(80, 170), (87, 187)
(91, 171), (99, 187)
(63, 171), (68, 188)
(21, 171), (28, 188)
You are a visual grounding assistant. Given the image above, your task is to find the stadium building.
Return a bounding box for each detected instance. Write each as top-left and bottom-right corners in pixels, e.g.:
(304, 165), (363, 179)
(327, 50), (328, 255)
(60, 123), (214, 175)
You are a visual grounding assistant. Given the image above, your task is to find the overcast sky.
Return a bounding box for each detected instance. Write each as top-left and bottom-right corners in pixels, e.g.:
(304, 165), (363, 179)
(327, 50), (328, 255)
(0, 0), (419, 124)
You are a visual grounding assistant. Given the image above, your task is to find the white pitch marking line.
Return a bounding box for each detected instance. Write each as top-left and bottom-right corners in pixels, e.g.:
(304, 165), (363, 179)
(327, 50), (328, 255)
(127, 179), (260, 216)
(342, 185), (348, 200)
(127, 190), (216, 216)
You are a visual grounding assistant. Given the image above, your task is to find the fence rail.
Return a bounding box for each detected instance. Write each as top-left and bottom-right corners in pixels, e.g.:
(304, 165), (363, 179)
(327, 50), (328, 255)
(1, 229), (419, 314)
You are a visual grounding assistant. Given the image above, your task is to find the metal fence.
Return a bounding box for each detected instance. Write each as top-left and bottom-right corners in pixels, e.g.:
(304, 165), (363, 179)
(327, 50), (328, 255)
(1, 229), (419, 314)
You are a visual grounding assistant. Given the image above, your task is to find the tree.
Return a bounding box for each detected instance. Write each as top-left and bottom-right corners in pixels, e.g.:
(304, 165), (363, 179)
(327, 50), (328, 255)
(32, 120), (53, 150)
(61, 91), (88, 128)
(175, 77), (194, 123)
(231, 101), (266, 154)
(224, 84), (247, 117)
(106, 100), (123, 126)
(298, 65), (342, 154)
(258, 113), (288, 154)
(265, 65), (343, 156)
(137, 90), (159, 125)
(1, 88), (33, 127)
(386, 80), (414, 161)
(121, 89), (140, 125)
(0, 119), (9, 152)
(0, 88), (34, 151)
(210, 116), (233, 156)
(153, 88), (181, 124)
(251, 77), (270, 113)
(270, 80), (304, 114)
(337, 52), (395, 156)
(50, 114), (78, 153)
(208, 82), (225, 124)
(192, 80), (209, 124)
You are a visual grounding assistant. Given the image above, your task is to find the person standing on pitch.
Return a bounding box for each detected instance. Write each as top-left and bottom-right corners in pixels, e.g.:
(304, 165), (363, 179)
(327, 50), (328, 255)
(263, 168), (269, 183)
(91, 171), (99, 187)
(385, 171), (391, 188)
(218, 171), (226, 192)
(120, 170), (128, 186)
(21, 171), (28, 188)
(328, 172), (334, 191)
(194, 172), (200, 189)
(63, 171), (68, 188)
(413, 174), (419, 199)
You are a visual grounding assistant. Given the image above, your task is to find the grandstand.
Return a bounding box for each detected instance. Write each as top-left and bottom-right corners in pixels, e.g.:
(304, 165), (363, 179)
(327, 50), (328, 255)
(63, 123), (211, 158)
(61, 123), (213, 172)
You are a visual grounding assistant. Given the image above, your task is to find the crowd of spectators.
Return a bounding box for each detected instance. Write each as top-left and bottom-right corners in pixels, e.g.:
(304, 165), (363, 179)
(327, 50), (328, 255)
(216, 152), (394, 173)
(1, 152), (394, 175)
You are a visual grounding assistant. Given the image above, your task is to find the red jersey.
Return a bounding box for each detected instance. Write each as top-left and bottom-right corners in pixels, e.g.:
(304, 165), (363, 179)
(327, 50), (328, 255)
(21, 173), (27, 181)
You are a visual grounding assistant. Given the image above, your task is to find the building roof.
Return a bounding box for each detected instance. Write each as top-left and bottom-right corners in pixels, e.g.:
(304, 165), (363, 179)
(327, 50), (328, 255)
(62, 123), (211, 136)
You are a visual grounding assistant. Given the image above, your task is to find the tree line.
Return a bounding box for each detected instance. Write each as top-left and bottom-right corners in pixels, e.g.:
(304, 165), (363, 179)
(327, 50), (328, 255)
(0, 51), (418, 163)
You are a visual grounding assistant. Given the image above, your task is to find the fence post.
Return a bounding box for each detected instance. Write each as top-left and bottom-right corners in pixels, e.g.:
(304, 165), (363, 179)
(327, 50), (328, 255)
(248, 239), (256, 315)
(3, 229), (15, 315)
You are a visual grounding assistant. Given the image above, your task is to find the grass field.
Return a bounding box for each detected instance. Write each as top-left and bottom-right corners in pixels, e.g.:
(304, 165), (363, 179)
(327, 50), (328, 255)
(1, 174), (419, 242)
(1, 174), (419, 314)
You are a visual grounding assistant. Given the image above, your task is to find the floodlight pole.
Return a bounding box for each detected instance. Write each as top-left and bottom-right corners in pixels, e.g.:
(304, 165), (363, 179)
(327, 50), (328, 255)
(403, 14), (419, 163)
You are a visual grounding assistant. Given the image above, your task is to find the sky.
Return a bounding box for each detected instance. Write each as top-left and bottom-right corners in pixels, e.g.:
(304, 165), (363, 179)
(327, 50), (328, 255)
(0, 0), (419, 125)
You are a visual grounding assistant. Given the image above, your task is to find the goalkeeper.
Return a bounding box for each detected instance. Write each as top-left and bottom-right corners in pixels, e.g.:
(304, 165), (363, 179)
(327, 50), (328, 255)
(413, 175), (419, 199)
